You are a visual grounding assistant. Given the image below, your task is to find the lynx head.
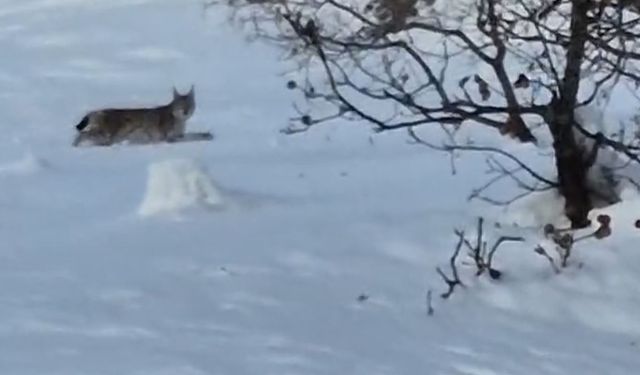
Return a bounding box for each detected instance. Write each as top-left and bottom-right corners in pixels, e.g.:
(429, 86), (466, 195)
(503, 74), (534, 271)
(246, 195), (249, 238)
(171, 85), (196, 120)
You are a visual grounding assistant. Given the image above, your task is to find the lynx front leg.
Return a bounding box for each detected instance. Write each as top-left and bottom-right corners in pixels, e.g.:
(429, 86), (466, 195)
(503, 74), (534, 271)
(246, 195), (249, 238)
(168, 132), (214, 143)
(164, 120), (187, 143)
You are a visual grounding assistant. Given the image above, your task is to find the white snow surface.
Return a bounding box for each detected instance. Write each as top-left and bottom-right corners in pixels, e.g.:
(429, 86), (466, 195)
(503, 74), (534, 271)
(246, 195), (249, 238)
(138, 158), (224, 217)
(0, 1), (639, 374)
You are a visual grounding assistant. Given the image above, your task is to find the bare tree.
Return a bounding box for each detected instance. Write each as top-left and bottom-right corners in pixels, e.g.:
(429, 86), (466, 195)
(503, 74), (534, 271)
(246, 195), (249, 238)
(211, 0), (640, 228)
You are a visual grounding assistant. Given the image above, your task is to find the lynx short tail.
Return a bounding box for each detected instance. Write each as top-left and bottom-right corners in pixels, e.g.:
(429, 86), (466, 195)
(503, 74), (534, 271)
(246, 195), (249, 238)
(75, 115), (89, 131)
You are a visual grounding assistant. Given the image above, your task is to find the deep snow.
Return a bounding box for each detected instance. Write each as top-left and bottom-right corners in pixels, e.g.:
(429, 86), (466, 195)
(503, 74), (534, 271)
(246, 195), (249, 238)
(0, 1), (638, 374)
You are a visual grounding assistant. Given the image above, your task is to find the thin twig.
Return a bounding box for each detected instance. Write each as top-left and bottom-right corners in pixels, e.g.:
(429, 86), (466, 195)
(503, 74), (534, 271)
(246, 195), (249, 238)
(437, 231), (465, 299)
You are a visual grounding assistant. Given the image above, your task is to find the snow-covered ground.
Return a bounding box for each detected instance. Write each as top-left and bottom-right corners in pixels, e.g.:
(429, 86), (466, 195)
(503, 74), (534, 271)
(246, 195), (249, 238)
(0, 0), (639, 374)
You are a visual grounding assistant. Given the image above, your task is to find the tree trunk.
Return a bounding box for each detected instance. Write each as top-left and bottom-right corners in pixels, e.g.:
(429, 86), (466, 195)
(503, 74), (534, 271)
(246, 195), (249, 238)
(549, 0), (592, 228)
(553, 137), (592, 228)
(549, 102), (592, 228)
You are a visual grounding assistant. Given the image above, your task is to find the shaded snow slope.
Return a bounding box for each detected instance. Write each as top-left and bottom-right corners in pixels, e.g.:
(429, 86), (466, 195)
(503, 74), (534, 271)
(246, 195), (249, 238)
(0, 1), (638, 374)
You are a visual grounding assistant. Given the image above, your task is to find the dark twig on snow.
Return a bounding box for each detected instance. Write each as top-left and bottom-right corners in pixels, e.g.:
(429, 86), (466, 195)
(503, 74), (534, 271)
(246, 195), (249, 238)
(459, 217), (524, 279)
(536, 214), (612, 272)
(534, 245), (561, 274)
(438, 218), (524, 298)
(426, 289), (434, 316)
(436, 232), (465, 299)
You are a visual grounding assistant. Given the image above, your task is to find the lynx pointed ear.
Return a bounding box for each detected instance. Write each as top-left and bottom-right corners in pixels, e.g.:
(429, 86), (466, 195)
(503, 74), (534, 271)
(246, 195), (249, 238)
(173, 86), (180, 98)
(189, 84), (195, 96)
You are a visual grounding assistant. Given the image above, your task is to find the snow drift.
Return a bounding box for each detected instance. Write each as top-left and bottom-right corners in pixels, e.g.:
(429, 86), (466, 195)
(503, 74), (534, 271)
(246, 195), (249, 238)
(138, 158), (224, 216)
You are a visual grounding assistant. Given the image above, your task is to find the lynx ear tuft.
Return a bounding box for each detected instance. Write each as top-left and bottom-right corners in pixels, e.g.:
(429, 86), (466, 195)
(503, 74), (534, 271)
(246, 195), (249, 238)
(173, 86), (180, 98)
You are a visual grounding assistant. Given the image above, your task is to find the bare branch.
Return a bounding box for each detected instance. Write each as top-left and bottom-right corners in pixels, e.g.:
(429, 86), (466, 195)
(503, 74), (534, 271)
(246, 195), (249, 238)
(437, 231), (465, 299)
(214, 0), (640, 227)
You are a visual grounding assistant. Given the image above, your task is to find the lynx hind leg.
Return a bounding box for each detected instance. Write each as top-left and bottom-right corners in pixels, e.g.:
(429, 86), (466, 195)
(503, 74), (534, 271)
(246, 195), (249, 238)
(73, 128), (112, 147)
(72, 133), (83, 147)
(72, 131), (92, 147)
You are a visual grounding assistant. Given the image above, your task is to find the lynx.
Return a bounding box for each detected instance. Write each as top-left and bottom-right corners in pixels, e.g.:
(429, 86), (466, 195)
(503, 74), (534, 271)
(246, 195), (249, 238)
(72, 86), (210, 146)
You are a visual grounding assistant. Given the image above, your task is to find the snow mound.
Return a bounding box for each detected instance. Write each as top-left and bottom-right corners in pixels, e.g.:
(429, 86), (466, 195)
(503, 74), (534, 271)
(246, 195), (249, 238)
(498, 189), (568, 228)
(138, 158), (224, 216)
